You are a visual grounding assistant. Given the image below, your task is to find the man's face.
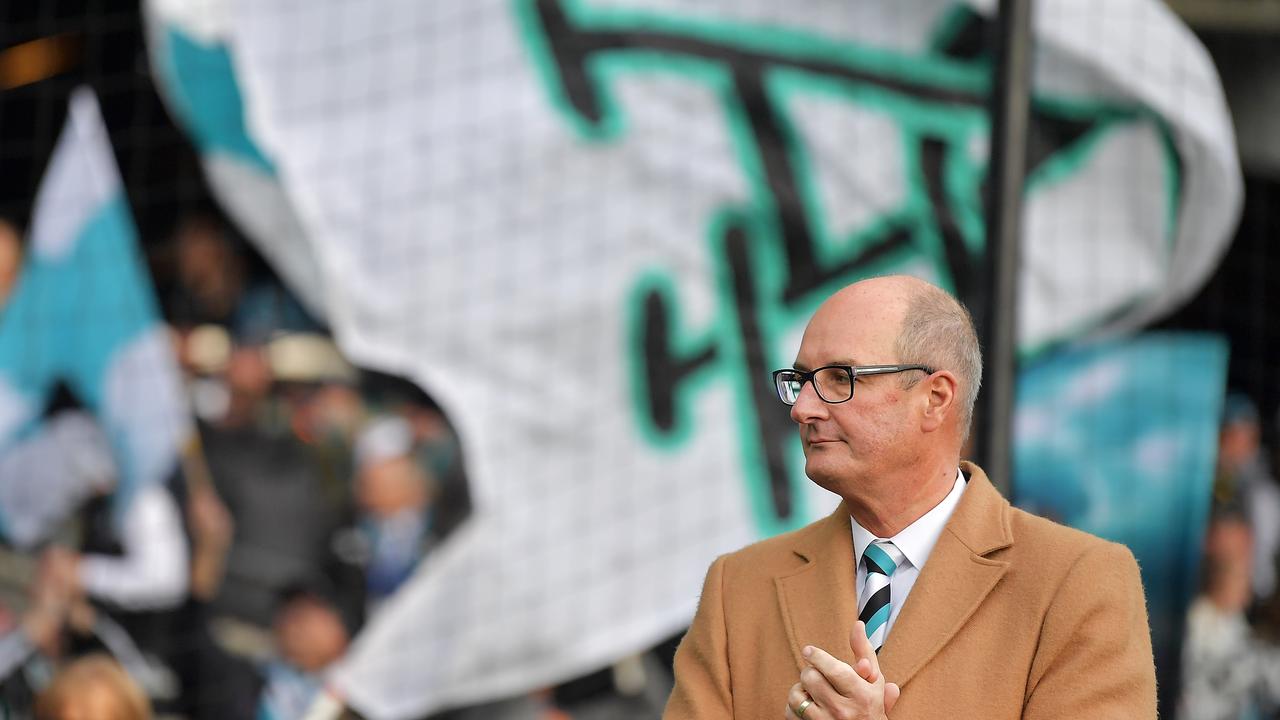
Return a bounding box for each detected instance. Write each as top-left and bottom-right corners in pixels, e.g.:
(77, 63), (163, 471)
(789, 286), (917, 495)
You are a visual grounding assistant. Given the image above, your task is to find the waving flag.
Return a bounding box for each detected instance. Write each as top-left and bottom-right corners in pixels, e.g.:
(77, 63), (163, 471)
(0, 88), (191, 534)
(146, 0), (1241, 716)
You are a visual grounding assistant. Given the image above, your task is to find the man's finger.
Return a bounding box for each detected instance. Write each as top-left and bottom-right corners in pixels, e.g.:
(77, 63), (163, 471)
(802, 644), (863, 697)
(885, 682), (901, 713)
(785, 683), (819, 720)
(848, 621), (884, 681)
(800, 661), (845, 711)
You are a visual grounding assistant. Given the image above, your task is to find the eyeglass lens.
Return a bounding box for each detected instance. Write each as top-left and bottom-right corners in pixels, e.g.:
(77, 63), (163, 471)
(776, 367), (854, 404)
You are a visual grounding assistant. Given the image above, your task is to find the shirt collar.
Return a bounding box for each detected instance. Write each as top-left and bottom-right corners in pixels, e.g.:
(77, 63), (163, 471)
(851, 468), (967, 572)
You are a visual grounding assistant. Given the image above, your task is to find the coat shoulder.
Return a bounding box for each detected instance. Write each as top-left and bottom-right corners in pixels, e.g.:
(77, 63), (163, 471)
(1006, 505), (1136, 571)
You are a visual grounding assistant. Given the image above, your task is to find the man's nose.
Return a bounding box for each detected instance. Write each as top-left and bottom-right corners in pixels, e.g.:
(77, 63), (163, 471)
(789, 380), (828, 423)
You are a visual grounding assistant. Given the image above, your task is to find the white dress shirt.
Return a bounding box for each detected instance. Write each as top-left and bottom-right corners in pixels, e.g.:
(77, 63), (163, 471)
(851, 468), (966, 641)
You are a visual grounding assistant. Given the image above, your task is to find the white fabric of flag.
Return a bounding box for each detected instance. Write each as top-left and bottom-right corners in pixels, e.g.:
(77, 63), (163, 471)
(0, 89), (191, 538)
(150, 1), (1240, 717)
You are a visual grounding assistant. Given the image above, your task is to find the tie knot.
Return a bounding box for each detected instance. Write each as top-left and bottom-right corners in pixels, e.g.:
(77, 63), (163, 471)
(862, 540), (903, 577)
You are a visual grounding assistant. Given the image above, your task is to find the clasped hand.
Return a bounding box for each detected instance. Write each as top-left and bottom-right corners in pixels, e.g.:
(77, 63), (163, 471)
(783, 621), (900, 720)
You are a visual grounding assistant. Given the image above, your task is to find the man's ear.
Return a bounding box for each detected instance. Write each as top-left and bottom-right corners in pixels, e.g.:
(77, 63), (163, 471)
(919, 370), (957, 433)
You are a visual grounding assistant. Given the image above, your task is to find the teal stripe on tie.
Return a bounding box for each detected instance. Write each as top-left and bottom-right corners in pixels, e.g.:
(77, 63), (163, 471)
(864, 603), (891, 637)
(864, 543), (898, 576)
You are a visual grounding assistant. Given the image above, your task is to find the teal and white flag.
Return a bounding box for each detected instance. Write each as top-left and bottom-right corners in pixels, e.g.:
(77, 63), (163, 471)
(146, 1), (1242, 717)
(0, 88), (191, 538)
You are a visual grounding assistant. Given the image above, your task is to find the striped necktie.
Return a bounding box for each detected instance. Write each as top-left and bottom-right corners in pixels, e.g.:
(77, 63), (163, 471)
(858, 540), (905, 653)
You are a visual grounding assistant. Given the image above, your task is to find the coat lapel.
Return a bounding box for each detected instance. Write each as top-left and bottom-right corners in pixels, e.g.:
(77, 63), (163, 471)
(877, 462), (1013, 687)
(775, 502), (861, 671)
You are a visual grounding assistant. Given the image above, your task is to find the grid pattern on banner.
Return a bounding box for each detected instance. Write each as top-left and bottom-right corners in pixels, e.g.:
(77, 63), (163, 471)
(0, 1), (1275, 719)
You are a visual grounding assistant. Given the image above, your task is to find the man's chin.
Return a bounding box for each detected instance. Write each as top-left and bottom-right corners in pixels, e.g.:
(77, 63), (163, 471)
(803, 460), (845, 493)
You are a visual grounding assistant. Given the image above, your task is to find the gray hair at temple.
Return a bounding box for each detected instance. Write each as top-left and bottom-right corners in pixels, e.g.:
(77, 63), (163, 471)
(894, 282), (983, 440)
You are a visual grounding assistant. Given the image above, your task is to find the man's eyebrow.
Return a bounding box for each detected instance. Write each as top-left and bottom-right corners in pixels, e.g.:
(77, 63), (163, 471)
(791, 358), (856, 372)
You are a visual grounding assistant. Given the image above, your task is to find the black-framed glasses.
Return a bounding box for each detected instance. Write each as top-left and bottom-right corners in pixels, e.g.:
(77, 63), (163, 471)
(772, 364), (934, 405)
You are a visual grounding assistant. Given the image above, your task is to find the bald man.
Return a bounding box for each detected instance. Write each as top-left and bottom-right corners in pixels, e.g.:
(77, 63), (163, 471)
(663, 276), (1156, 720)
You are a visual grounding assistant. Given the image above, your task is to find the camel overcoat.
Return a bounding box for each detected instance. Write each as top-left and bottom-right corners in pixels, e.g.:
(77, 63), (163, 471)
(663, 462), (1156, 719)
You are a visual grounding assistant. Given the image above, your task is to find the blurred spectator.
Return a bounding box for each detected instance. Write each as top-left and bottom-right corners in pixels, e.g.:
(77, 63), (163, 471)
(0, 411), (189, 611)
(273, 334), (363, 508)
(201, 336), (348, 627)
(164, 468), (260, 720)
(257, 586), (348, 720)
(361, 370), (471, 542)
(165, 213), (319, 343)
(167, 214), (246, 329)
(36, 412), (190, 712)
(0, 404), (254, 716)
(222, 343), (275, 431)
(0, 548), (74, 687)
(34, 653), (151, 720)
(0, 218), (21, 308)
(350, 416), (437, 612)
(1213, 394), (1280, 602)
(1180, 516), (1280, 720)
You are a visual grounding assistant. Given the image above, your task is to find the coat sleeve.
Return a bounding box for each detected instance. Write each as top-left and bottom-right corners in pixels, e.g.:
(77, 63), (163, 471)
(663, 555), (733, 720)
(1023, 540), (1157, 719)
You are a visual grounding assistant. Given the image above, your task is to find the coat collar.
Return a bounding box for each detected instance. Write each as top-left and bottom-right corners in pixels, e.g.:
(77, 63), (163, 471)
(774, 461), (1013, 686)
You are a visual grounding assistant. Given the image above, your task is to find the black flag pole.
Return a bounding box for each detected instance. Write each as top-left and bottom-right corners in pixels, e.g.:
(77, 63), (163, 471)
(975, 0), (1033, 495)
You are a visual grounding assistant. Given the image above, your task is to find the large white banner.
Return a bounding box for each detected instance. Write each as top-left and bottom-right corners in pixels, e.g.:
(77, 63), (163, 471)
(147, 1), (1240, 717)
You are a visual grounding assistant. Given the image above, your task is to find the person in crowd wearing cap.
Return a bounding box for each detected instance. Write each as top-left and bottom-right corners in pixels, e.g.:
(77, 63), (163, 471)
(196, 333), (349, 629)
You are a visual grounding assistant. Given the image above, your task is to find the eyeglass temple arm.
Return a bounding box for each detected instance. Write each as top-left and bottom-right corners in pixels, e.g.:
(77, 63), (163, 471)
(853, 364), (933, 375)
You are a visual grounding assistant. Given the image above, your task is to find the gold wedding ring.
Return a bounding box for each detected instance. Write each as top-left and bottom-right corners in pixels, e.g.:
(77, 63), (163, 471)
(795, 698), (813, 718)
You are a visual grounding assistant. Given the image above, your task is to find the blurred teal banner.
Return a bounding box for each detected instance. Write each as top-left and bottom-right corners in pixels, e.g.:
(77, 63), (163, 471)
(1013, 332), (1229, 702)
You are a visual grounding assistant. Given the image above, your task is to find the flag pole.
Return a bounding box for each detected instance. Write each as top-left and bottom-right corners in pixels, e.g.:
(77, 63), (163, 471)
(976, 0), (1033, 495)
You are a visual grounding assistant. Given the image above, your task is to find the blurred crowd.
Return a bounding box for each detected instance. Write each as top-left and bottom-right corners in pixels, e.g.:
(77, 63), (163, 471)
(0, 212), (667, 719)
(1180, 394), (1280, 720)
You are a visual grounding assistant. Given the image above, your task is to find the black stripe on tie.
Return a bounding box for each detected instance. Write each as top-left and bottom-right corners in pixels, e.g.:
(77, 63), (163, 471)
(865, 554), (893, 576)
(858, 585), (891, 624)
